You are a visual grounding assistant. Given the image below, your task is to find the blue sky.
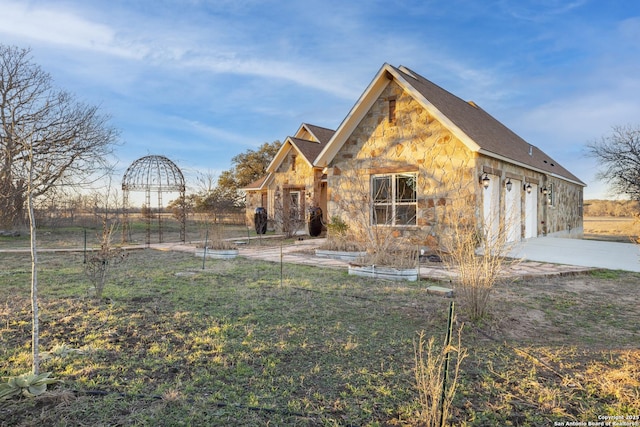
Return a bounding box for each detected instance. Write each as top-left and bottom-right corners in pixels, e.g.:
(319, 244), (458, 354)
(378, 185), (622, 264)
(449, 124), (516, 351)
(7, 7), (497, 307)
(1, 0), (639, 199)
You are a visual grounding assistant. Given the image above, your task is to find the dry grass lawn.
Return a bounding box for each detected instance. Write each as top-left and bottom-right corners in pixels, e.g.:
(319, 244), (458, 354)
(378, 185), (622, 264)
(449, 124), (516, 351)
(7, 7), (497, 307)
(0, 222), (639, 426)
(584, 216), (640, 243)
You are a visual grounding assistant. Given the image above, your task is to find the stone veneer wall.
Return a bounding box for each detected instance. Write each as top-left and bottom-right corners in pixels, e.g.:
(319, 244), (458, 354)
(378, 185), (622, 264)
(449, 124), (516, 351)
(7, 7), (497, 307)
(543, 176), (584, 237)
(476, 154), (583, 239)
(269, 150), (317, 233)
(325, 79), (584, 244)
(245, 80), (584, 240)
(326, 80), (477, 245)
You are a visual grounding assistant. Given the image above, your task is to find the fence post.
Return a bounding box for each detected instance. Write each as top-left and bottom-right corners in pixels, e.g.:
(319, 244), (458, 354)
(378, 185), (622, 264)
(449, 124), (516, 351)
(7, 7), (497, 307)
(202, 229), (209, 270)
(280, 239), (284, 287)
(439, 300), (455, 427)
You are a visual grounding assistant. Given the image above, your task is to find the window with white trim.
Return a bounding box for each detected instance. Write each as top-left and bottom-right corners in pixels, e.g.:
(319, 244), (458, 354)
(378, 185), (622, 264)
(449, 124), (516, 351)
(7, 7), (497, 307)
(371, 173), (417, 226)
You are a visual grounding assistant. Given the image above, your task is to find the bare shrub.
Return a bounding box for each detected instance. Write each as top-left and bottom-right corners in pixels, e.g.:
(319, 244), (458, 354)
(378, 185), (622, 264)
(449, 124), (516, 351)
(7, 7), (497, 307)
(84, 219), (127, 299)
(440, 194), (514, 320)
(272, 187), (306, 238)
(414, 327), (467, 426)
(203, 222), (237, 250)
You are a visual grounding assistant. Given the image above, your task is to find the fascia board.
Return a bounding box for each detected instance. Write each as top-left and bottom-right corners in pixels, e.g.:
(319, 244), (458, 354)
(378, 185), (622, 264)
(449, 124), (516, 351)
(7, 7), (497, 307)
(263, 173), (274, 189)
(266, 140), (293, 173)
(314, 64), (393, 167)
(389, 68), (482, 153)
(293, 123), (307, 138)
(266, 137), (314, 173)
(478, 149), (587, 187)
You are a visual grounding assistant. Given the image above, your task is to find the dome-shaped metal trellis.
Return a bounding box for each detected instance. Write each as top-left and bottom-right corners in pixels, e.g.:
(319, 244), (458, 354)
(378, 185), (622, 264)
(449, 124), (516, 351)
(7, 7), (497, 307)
(122, 155), (186, 245)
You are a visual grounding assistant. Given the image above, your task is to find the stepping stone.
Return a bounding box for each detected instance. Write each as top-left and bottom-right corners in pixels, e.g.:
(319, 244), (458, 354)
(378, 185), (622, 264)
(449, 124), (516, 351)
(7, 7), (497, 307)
(426, 286), (454, 297)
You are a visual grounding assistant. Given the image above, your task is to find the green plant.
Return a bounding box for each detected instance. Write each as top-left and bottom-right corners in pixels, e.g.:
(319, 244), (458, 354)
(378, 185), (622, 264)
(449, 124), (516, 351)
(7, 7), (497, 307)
(320, 216), (364, 252)
(0, 372), (59, 400)
(40, 343), (85, 360)
(326, 216), (348, 236)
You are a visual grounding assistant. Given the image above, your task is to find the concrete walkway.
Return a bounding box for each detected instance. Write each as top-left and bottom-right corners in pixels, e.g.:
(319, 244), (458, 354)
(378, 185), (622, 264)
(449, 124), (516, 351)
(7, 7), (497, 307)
(507, 237), (640, 273)
(182, 236), (639, 275)
(232, 238), (596, 281)
(7, 236), (632, 281)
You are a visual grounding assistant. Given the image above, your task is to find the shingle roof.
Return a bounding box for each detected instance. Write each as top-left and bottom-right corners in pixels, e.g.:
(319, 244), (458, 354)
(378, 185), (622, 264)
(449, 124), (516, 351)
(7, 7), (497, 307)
(393, 65), (585, 185)
(302, 123), (335, 145)
(242, 175), (269, 190)
(289, 136), (327, 164)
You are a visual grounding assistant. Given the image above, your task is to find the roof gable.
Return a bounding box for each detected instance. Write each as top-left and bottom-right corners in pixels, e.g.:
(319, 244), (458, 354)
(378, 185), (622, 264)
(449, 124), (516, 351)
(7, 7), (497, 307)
(315, 63), (584, 186)
(301, 123), (335, 144)
(266, 123), (335, 173)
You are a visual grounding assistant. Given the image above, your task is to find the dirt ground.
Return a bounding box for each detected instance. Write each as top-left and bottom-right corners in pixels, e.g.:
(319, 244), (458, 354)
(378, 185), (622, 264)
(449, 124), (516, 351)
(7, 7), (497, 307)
(489, 270), (639, 348)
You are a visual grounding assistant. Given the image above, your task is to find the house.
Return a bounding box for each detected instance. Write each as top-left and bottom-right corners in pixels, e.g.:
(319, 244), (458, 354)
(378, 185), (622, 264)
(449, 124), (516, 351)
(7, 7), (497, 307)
(244, 63), (585, 245)
(243, 123), (334, 233)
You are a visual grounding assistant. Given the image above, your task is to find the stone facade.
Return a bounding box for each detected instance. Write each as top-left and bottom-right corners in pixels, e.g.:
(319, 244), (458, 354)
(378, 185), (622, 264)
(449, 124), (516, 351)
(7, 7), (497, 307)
(243, 64), (585, 243)
(326, 81), (477, 244)
(245, 150), (319, 233)
(325, 80), (583, 244)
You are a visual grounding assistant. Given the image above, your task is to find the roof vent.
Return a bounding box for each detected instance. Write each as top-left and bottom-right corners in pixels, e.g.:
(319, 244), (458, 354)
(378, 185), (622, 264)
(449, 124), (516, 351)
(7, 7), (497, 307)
(467, 101), (478, 108)
(529, 145), (533, 156)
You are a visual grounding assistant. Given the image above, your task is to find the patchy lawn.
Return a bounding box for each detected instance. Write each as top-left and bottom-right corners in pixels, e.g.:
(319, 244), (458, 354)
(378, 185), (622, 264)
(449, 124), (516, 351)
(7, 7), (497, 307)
(1, 248), (639, 426)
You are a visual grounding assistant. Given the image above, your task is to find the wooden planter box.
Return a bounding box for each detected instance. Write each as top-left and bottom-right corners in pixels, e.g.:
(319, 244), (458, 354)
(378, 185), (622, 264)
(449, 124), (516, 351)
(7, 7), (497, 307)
(315, 249), (367, 262)
(348, 264), (419, 281)
(195, 249), (239, 260)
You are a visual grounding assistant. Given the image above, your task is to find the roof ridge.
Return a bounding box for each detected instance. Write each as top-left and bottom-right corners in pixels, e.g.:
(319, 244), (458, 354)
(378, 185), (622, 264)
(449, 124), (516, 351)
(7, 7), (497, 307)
(303, 123), (334, 131)
(393, 64), (584, 185)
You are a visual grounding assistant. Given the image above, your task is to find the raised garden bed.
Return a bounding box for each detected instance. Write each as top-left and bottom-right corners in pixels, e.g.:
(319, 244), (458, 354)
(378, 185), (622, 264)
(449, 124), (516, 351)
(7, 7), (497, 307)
(348, 264), (419, 281)
(195, 249), (239, 260)
(315, 249), (367, 262)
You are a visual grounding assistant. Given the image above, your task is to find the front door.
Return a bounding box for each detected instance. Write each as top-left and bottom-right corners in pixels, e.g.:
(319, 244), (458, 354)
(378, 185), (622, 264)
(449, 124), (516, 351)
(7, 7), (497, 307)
(283, 189), (304, 233)
(289, 191), (301, 222)
(504, 179), (522, 243)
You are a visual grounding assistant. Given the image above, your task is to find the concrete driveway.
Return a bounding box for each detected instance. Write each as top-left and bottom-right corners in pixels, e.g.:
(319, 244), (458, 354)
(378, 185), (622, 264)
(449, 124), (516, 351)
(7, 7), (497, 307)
(507, 237), (640, 272)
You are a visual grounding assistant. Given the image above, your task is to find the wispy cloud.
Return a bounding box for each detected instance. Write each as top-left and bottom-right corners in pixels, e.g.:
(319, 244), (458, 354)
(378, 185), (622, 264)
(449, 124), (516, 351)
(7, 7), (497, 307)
(498, 0), (589, 22)
(0, 1), (359, 99)
(0, 1), (145, 59)
(1, 0), (638, 200)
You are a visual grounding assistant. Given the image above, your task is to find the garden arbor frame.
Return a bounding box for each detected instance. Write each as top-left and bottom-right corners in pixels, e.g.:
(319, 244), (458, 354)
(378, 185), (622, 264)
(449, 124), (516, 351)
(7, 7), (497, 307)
(122, 155), (186, 245)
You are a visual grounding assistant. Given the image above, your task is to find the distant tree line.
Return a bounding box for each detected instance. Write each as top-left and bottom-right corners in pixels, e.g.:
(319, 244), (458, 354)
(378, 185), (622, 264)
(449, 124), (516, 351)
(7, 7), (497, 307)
(584, 199), (640, 217)
(168, 141), (281, 223)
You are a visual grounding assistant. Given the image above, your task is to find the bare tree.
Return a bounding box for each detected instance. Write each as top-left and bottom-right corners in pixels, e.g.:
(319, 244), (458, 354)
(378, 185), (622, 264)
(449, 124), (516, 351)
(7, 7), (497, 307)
(0, 45), (118, 375)
(0, 45), (119, 229)
(586, 125), (640, 200)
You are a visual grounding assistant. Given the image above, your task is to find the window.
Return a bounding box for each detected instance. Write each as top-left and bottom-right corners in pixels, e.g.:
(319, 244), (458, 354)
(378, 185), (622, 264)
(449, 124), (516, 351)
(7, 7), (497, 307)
(291, 154), (297, 171)
(372, 173), (417, 226)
